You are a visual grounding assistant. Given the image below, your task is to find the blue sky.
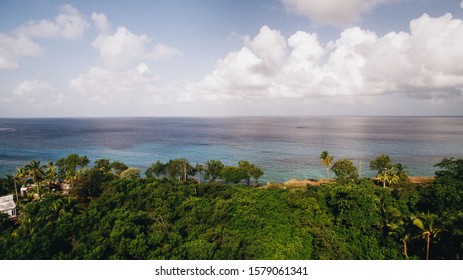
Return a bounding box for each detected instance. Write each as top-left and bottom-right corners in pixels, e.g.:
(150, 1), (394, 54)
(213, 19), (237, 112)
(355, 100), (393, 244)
(1, 0), (463, 117)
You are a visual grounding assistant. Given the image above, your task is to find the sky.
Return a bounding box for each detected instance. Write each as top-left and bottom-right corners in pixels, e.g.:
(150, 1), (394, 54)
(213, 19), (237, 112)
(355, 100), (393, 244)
(1, 0), (463, 117)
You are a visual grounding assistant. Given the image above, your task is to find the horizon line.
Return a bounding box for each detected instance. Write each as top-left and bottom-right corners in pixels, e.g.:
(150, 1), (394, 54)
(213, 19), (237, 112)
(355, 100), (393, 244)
(1, 115), (463, 120)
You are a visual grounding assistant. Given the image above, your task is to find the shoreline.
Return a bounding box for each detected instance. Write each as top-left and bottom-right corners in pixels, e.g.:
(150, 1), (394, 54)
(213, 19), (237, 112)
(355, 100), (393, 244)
(260, 176), (436, 190)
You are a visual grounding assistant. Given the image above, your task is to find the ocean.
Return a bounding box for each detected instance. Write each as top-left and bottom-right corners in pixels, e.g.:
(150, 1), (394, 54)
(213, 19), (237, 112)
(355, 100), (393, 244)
(1, 116), (462, 182)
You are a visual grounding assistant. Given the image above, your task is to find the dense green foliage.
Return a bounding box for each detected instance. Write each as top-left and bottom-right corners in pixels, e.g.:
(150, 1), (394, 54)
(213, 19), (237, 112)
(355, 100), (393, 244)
(0, 155), (462, 260)
(331, 159), (359, 185)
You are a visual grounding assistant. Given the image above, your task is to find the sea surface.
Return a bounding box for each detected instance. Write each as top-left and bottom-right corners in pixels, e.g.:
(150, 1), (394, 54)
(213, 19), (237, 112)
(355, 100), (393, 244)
(1, 117), (463, 182)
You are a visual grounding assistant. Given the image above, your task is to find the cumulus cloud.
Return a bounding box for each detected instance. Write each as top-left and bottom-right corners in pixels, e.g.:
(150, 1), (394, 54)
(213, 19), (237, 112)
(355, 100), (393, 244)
(191, 13), (463, 105)
(197, 47), (268, 101)
(9, 80), (63, 107)
(91, 12), (111, 33)
(0, 34), (44, 70)
(16, 4), (89, 40)
(67, 11), (184, 112)
(91, 14), (182, 69)
(245, 25), (288, 72)
(69, 63), (160, 104)
(0, 5), (88, 71)
(281, 0), (390, 27)
(373, 13), (463, 94)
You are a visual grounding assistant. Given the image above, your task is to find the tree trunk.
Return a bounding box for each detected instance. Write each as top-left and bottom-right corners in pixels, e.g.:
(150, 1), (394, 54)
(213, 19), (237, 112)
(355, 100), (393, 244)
(426, 235), (430, 260)
(383, 169), (386, 188)
(14, 179), (20, 214)
(36, 182), (41, 200)
(403, 240), (409, 260)
(184, 163), (187, 181)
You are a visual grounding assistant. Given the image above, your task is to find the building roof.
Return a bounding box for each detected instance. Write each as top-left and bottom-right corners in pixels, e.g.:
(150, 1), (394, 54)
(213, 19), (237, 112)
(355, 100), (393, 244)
(0, 195), (16, 212)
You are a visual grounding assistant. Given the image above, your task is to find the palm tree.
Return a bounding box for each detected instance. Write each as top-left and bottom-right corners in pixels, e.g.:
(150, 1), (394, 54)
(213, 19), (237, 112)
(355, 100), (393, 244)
(378, 167), (400, 188)
(438, 211), (463, 259)
(319, 150), (334, 179)
(15, 166), (32, 200)
(413, 212), (445, 260)
(45, 161), (58, 183)
(15, 167), (27, 194)
(25, 160), (45, 199)
(65, 170), (78, 189)
(389, 216), (417, 259)
(44, 161), (59, 191)
(192, 163), (204, 184)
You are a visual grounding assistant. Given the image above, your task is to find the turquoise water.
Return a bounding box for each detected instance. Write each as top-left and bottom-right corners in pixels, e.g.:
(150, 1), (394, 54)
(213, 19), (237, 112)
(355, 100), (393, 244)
(1, 117), (462, 182)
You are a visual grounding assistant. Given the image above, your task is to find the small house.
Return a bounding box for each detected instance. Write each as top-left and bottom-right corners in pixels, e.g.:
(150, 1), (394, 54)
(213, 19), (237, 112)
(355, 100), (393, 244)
(0, 195), (17, 217)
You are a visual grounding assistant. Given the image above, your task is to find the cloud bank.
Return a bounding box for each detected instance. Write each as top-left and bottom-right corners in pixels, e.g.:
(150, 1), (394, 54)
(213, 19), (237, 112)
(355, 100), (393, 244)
(69, 11), (182, 108)
(16, 4), (89, 40)
(1, 6), (181, 116)
(0, 34), (44, 70)
(91, 22), (182, 69)
(189, 13), (463, 107)
(70, 63), (159, 104)
(1, 4), (462, 117)
(10, 80), (63, 107)
(0, 4), (88, 70)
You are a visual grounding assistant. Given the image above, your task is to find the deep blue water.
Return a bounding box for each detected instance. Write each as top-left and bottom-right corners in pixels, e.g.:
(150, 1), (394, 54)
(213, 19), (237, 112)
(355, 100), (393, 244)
(1, 117), (462, 182)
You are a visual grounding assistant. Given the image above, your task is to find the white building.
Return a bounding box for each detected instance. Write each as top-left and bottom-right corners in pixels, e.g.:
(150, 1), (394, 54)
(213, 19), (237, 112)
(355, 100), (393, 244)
(0, 195), (17, 217)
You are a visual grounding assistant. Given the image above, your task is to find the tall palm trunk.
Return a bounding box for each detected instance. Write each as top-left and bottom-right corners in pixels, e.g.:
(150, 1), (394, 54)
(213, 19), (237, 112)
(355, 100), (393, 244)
(426, 234), (430, 260)
(403, 240), (409, 260)
(36, 181), (41, 199)
(383, 169), (386, 188)
(13, 179), (20, 214)
(33, 173), (41, 199)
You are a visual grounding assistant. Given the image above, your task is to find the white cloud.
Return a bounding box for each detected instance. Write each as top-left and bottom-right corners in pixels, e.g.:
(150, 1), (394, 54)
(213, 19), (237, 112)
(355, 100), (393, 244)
(245, 25), (288, 72)
(92, 27), (148, 68)
(0, 34), (44, 70)
(91, 15), (182, 69)
(91, 12), (111, 33)
(196, 47), (269, 101)
(361, 12), (463, 95)
(69, 63), (160, 104)
(190, 13), (463, 107)
(16, 4), (89, 40)
(461, 0), (463, 9)
(193, 26), (289, 102)
(287, 31), (324, 66)
(9, 80), (63, 107)
(1, 5), (88, 70)
(65, 12), (185, 114)
(281, 0), (390, 27)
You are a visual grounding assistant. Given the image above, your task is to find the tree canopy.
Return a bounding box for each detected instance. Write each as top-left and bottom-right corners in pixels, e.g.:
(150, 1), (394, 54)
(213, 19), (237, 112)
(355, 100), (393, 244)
(370, 154), (392, 174)
(331, 159), (359, 185)
(0, 154), (462, 260)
